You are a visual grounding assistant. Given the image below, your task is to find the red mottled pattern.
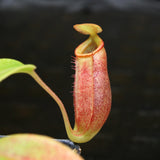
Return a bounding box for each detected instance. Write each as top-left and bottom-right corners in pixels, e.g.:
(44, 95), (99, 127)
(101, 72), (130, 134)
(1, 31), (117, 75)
(74, 57), (94, 132)
(90, 48), (111, 132)
(74, 47), (111, 135)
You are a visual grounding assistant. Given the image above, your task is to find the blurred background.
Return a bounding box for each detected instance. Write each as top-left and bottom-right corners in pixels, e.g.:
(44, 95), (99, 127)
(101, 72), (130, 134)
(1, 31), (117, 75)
(0, 0), (160, 159)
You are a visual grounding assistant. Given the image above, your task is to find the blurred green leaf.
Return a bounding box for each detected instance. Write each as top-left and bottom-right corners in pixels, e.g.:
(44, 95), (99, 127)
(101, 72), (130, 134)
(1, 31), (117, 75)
(0, 134), (83, 160)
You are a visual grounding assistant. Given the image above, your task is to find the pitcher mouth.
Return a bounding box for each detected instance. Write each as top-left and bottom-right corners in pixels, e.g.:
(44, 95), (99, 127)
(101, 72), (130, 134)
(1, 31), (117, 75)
(75, 36), (104, 58)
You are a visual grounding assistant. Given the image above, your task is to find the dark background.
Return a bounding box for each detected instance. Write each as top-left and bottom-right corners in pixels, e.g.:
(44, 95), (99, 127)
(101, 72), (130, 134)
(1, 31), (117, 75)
(0, 0), (160, 159)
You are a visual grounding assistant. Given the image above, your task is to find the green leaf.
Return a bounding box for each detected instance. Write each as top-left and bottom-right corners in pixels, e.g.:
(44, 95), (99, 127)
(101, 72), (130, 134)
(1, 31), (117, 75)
(0, 58), (36, 82)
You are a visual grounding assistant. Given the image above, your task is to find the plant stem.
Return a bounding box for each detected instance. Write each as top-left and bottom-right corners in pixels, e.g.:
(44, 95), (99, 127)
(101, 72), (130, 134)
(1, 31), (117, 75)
(30, 71), (73, 138)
